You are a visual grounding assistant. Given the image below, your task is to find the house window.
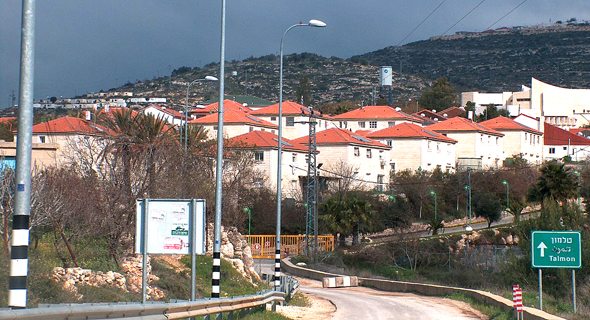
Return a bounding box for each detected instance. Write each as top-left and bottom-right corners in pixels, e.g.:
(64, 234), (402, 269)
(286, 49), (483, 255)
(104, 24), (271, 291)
(286, 117), (295, 126)
(563, 147), (567, 151)
(369, 121), (377, 128)
(249, 126), (254, 132)
(524, 133), (527, 141)
(379, 150), (384, 159)
(213, 126), (218, 131)
(291, 180), (297, 190)
(480, 134), (483, 142)
(390, 163), (396, 173)
(386, 140), (393, 147)
(496, 137), (499, 145)
(39, 136), (46, 143)
(366, 149), (372, 158)
(292, 154), (297, 162)
(549, 148), (555, 154)
(388, 121), (396, 127)
(358, 121), (366, 128)
(254, 151), (264, 161)
(377, 175), (384, 192)
(271, 116), (277, 121)
(428, 140), (432, 149)
(354, 147), (360, 157)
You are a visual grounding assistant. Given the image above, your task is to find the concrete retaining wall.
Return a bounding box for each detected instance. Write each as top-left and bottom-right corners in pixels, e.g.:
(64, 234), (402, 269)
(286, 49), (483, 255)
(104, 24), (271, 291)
(282, 259), (564, 320)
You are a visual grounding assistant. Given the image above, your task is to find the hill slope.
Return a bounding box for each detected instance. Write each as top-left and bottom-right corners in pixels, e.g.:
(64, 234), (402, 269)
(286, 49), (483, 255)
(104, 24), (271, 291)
(353, 25), (590, 92)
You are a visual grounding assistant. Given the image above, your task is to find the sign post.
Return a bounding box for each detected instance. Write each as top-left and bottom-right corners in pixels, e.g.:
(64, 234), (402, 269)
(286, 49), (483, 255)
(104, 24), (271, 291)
(512, 285), (523, 320)
(531, 231), (582, 313)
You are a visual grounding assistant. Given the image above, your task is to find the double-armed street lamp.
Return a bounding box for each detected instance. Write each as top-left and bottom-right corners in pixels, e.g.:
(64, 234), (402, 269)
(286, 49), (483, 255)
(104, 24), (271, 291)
(184, 76), (218, 151)
(275, 19), (326, 289)
(502, 180), (509, 213)
(430, 190), (437, 221)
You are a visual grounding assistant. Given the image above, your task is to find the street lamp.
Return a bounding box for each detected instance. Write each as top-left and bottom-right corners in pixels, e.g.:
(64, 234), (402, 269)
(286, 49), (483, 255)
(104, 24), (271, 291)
(430, 190), (437, 221)
(184, 76), (218, 151)
(574, 170), (581, 206)
(242, 206), (252, 237)
(502, 180), (509, 213)
(275, 19), (326, 290)
(464, 185), (472, 231)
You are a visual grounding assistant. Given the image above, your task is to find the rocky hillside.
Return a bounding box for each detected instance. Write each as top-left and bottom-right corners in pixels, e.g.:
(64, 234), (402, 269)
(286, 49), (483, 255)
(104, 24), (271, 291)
(115, 53), (428, 108)
(353, 23), (590, 92)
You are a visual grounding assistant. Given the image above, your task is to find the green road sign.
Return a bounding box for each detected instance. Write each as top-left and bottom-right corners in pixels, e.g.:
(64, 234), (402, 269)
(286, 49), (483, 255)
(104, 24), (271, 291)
(531, 231), (582, 269)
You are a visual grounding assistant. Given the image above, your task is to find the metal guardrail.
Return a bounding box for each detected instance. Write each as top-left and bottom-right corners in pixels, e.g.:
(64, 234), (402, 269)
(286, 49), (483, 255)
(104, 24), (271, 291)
(0, 290), (285, 320)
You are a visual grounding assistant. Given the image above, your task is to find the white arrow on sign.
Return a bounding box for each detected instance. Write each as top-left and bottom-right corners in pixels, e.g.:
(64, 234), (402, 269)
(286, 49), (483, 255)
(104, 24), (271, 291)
(537, 242), (548, 257)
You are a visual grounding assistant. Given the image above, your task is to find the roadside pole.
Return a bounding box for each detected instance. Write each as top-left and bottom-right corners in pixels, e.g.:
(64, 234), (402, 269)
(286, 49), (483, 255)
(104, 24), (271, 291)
(9, 0), (36, 308)
(538, 268), (542, 310)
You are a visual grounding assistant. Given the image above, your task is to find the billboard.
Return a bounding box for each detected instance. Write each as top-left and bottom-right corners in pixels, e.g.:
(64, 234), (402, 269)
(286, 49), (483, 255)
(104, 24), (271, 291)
(135, 199), (206, 255)
(379, 66), (393, 87)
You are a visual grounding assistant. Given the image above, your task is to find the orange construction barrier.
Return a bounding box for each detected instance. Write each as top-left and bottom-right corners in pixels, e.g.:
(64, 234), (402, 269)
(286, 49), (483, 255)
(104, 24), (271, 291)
(245, 235), (334, 259)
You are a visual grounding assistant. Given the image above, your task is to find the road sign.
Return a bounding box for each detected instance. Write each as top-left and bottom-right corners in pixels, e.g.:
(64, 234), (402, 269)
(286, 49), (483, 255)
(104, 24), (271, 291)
(253, 243), (261, 250)
(531, 231), (582, 269)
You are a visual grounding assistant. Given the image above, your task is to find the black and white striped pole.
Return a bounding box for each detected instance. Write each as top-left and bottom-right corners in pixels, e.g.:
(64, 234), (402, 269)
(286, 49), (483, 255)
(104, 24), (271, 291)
(211, 0), (226, 299)
(9, 0), (36, 309)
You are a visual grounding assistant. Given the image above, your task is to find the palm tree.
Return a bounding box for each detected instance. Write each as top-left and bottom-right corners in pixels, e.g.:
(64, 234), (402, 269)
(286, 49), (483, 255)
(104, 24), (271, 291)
(528, 160), (577, 206)
(319, 197), (350, 247)
(344, 196), (377, 245)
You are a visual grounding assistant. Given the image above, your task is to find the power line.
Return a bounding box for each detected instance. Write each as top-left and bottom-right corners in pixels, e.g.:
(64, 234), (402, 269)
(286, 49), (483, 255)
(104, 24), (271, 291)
(484, 0), (529, 31)
(398, 0), (448, 46)
(441, 0), (487, 36)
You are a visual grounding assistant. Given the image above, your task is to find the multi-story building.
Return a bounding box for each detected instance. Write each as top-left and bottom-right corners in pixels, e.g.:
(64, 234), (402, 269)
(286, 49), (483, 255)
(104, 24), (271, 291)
(332, 105), (422, 132)
(480, 116), (543, 164)
(189, 109), (277, 140)
(366, 122), (457, 173)
(427, 117), (504, 170)
(543, 123), (590, 161)
(226, 130), (309, 198)
(293, 127), (391, 192)
(249, 101), (335, 140)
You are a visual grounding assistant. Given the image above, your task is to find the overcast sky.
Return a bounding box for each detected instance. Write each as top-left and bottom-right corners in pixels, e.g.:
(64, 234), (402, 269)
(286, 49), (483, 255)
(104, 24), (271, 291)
(2, 0), (590, 106)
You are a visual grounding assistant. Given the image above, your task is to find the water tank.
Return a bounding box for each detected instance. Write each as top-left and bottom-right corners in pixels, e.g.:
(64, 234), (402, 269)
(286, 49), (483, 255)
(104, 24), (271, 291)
(379, 66), (392, 87)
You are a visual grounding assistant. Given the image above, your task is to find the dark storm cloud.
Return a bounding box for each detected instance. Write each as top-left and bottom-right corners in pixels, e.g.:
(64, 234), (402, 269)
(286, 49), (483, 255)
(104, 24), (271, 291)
(2, 0), (590, 105)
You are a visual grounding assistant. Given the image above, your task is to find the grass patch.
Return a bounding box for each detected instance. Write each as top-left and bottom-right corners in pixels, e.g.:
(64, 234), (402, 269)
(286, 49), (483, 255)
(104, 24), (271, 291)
(287, 292), (310, 307)
(445, 292), (513, 320)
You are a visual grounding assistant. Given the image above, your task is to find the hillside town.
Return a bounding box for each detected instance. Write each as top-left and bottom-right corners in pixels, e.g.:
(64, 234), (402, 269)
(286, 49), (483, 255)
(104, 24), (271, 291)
(3, 76), (590, 199)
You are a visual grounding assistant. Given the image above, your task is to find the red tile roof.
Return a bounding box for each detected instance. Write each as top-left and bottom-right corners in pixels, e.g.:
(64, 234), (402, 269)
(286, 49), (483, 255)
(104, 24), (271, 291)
(480, 116), (542, 135)
(413, 109), (447, 122)
(189, 108), (277, 128)
(293, 127), (390, 149)
(438, 106), (465, 118)
(426, 116), (504, 136)
(250, 101), (324, 117)
(190, 100), (251, 116)
(367, 122), (457, 143)
(227, 130), (308, 152)
(332, 105), (421, 122)
(32, 116), (113, 135)
(544, 123), (590, 146)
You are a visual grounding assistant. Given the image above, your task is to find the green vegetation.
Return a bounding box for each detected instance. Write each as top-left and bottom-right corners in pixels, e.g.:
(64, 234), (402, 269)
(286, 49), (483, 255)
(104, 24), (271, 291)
(445, 292), (513, 320)
(418, 77), (458, 112)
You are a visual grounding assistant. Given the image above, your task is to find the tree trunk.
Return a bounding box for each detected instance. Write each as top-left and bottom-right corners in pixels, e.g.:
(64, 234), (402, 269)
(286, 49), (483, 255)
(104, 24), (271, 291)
(338, 233), (346, 247)
(53, 219), (79, 267)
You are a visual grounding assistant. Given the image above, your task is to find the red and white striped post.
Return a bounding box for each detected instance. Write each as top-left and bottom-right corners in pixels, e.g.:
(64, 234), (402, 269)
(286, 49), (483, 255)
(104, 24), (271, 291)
(513, 285), (523, 319)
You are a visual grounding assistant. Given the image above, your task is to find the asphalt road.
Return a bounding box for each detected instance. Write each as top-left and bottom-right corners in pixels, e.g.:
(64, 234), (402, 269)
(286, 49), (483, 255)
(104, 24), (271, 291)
(298, 278), (486, 320)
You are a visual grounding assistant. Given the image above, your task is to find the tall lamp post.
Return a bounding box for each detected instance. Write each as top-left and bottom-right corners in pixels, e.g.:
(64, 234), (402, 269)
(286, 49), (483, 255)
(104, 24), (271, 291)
(184, 76), (218, 151)
(275, 19), (326, 291)
(429, 190), (437, 221)
(502, 180), (509, 213)
(242, 206), (252, 237)
(574, 170), (581, 206)
(464, 185), (472, 231)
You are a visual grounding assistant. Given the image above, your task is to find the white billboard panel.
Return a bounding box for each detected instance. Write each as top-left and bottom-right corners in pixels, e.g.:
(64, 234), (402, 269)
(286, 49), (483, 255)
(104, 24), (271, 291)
(135, 199), (206, 255)
(379, 66), (393, 86)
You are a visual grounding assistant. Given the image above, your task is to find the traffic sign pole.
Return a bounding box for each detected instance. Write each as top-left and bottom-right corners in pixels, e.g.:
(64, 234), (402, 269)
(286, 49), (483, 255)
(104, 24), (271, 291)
(573, 270), (576, 314)
(538, 268), (542, 310)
